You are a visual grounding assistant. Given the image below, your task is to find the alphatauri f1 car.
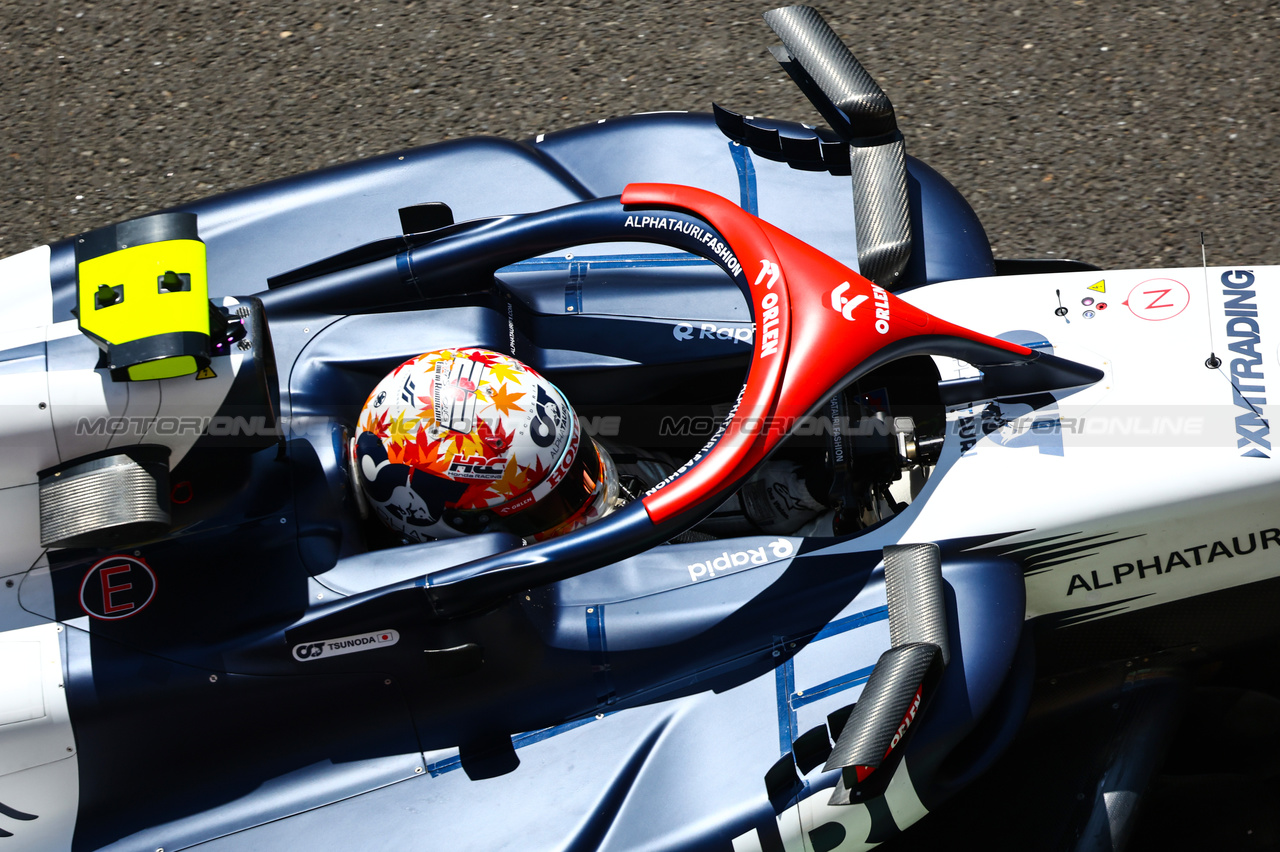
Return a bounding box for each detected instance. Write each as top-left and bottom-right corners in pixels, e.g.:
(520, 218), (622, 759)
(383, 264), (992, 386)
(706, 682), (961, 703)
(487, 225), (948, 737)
(1, 7), (1276, 852)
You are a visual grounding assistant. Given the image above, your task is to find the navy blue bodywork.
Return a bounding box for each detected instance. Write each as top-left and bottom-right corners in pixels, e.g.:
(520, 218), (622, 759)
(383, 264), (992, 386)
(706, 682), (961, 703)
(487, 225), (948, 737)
(27, 113), (1037, 852)
(46, 112), (993, 316)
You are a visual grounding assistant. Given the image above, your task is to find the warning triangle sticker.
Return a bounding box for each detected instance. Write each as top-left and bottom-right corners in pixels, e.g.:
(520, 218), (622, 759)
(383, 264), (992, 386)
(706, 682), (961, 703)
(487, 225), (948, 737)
(1087, 280), (1106, 293)
(196, 366), (217, 380)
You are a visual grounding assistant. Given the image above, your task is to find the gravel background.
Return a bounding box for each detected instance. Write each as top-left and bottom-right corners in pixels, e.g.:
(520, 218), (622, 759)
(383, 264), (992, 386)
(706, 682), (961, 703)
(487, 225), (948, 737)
(2, 1), (1277, 269)
(2, 3), (1279, 845)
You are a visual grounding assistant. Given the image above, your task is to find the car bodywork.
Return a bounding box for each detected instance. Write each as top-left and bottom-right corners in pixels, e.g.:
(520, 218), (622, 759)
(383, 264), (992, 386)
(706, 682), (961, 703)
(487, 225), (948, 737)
(0, 7), (1275, 852)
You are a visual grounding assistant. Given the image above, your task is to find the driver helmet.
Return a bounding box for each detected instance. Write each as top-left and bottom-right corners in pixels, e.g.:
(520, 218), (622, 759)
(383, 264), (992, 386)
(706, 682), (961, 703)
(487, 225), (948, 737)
(354, 348), (618, 542)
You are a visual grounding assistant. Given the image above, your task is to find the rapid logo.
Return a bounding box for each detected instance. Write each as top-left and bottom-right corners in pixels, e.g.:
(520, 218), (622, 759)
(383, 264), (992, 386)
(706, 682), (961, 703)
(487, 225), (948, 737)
(79, 555), (157, 620)
(687, 538), (795, 582)
(1222, 269), (1269, 457)
(293, 629), (400, 661)
(671, 321), (753, 345)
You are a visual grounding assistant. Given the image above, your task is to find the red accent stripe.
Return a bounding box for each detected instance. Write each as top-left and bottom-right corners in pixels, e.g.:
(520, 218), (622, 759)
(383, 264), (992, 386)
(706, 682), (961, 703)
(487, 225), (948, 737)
(623, 183), (1032, 527)
(625, 184), (790, 525)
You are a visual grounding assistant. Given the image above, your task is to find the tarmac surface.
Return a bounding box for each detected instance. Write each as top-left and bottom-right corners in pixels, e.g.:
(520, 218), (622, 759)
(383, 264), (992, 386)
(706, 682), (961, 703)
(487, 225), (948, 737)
(3, 3), (1280, 849)
(2, 1), (1277, 269)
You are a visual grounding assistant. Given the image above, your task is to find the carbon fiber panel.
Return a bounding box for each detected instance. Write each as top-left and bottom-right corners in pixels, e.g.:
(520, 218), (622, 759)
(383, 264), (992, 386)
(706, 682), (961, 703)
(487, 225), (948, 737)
(762, 5), (895, 135)
(824, 642), (938, 771)
(39, 450), (170, 547)
(849, 138), (912, 288)
(884, 542), (950, 665)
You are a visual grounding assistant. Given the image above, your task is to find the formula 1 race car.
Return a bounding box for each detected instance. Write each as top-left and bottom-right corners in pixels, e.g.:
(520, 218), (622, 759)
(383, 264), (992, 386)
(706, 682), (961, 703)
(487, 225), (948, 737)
(1, 6), (1276, 852)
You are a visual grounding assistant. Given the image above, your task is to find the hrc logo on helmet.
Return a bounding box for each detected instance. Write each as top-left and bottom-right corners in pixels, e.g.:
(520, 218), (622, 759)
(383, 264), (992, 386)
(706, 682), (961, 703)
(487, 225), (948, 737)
(530, 385), (563, 448)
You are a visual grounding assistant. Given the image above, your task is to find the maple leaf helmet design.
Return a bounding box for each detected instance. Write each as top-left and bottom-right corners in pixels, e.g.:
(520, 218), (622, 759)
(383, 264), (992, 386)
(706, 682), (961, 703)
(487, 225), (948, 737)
(354, 348), (619, 541)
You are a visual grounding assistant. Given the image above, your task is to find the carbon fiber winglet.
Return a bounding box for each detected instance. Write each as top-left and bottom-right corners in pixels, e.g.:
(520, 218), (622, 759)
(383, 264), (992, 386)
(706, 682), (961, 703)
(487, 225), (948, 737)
(824, 543), (948, 803)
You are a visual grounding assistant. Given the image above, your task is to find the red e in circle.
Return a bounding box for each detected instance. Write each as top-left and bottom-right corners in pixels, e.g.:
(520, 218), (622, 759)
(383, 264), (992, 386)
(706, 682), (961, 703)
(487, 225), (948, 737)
(79, 556), (157, 620)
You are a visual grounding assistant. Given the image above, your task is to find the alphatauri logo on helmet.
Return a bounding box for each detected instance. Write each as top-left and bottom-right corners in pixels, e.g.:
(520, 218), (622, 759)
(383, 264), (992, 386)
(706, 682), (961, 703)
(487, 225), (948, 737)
(530, 385), (564, 448)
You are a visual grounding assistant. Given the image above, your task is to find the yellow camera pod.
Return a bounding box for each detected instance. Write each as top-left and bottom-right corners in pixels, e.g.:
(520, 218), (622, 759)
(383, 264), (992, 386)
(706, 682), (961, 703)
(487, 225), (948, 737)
(75, 212), (211, 381)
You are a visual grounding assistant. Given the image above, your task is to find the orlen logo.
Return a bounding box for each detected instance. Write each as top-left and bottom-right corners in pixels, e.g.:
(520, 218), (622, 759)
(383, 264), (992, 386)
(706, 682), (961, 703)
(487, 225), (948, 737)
(687, 538), (795, 583)
(829, 281), (890, 334)
(889, 685), (924, 750)
(755, 260), (783, 358)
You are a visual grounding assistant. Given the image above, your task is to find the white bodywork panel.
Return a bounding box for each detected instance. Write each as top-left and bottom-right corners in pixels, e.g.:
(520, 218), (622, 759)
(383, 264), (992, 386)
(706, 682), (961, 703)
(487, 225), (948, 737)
(44, 306), (244, 470)
(0, 330), (58, 487)
(0, 301), (245, 578)
(0, 617), (78, 852)
(0, 253), (1275, 852)
(888, 265), (1279, 621)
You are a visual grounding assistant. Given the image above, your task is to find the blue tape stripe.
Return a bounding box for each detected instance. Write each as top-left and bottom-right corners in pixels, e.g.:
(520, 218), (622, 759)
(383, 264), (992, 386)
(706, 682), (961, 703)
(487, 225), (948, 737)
(729, 141), (759, 215)
(813, 606), (889, 642)
(396, 250), (420, 293)
(774, 652), (798, 756)
(565, 261), (585, 313)
(586, 605), (615, 707)
(792, 664), (876, 710)
(500, 252), (712, 272)
(510, 715), (598, 749)
(426, 715), (601, 777)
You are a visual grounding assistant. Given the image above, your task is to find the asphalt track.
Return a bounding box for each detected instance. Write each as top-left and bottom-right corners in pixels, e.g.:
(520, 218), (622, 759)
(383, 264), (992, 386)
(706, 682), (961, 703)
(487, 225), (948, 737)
(2, 2), (1280, 849)
(2, 1), (1277, 270)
